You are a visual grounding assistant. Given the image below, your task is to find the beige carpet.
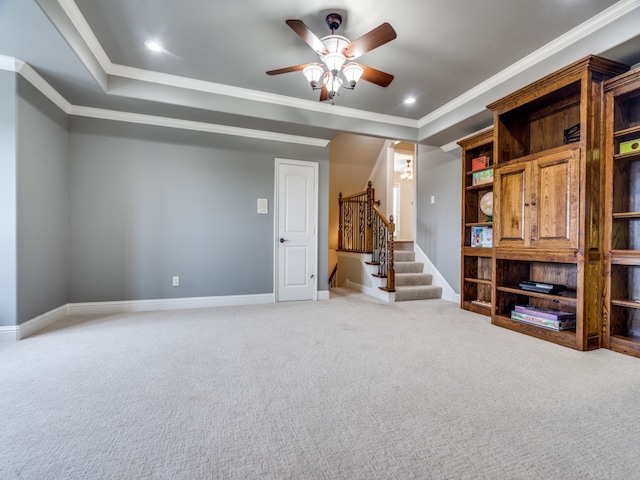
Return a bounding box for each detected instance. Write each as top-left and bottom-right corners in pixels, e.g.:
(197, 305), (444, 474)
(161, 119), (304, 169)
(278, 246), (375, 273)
(1, 288), (639, 479)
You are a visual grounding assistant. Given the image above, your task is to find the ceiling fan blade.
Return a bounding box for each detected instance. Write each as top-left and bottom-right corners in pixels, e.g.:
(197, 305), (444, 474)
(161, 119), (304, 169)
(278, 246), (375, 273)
(360, 65), (394, 87)
(266, 64), (311, 76)
(342, 22), (397, 59)
(286, 19), (329, 55)
(319, 85), (331, 102)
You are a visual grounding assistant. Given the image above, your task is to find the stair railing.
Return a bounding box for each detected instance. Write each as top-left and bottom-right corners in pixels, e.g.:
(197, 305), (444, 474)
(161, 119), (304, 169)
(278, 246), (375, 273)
(338, 181), (395, 292)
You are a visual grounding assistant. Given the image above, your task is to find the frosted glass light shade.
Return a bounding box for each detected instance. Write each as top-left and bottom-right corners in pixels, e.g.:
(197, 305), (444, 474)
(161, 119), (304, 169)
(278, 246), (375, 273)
(303, 64), (325, 87)
(343, 63), (364, 86)
(324, 53), (345, 74)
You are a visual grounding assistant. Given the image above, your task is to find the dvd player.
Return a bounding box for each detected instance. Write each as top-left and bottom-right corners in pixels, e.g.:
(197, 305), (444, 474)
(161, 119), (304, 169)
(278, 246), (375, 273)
(518, 281), (567, 294)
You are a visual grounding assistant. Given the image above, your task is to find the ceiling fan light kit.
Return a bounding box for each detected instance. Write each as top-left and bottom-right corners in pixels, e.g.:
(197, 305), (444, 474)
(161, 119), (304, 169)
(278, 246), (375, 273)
(267, 13), (396, 101)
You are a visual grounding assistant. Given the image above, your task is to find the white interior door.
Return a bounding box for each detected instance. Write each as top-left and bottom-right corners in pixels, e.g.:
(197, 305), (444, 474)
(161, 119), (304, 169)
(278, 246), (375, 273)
(276, 159), (317, 302)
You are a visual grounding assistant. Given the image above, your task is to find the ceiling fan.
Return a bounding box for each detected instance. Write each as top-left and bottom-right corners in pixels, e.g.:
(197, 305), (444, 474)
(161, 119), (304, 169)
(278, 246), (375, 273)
(266, 13), (397, 102)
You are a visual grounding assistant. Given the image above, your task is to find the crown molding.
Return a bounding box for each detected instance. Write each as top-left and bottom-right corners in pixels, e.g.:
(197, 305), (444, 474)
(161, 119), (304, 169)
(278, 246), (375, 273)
(56, 0), (416, 129)
(1, 54), (329, 147)
(418, 0), (640, 130)
(70, 105), (330, 147)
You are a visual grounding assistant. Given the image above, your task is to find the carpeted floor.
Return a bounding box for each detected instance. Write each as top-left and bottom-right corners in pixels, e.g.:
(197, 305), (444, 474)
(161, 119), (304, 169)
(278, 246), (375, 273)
(1, 288), (639, 479)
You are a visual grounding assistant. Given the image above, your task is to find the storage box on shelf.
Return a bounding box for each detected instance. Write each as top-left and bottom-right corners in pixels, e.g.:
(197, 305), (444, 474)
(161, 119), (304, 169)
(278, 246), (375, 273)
(458, 129), (494, 316)
(603, 67), (640, 358)
(487, 55), (628, 351)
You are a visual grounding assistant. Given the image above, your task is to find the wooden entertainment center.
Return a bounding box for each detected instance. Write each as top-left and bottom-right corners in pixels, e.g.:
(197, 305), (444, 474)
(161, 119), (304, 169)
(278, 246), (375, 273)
(459, 55), (640, 357)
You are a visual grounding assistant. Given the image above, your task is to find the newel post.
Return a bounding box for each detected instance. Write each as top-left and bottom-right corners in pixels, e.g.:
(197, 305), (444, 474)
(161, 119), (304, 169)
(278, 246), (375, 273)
(387, 215), (396, 292)
(366, 181), (374, 253)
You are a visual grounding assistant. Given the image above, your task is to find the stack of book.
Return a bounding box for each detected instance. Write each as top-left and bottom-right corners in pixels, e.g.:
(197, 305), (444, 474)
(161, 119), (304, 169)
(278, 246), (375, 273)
(510, 305), (576, 331)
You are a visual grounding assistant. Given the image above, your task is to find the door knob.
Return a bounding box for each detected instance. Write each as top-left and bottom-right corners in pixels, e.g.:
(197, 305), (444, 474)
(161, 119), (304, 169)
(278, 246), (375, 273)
(280, 238), (288, 243)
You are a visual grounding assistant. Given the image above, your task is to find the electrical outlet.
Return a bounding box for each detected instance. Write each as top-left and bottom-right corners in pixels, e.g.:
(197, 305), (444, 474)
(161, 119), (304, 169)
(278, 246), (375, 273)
(172, 276), (180, 287)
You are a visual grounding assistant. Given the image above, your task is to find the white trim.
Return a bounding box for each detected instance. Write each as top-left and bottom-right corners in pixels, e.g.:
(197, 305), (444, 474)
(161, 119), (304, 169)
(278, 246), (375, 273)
(1, 305), (68, 342)
(414, 244), (460, 304)
(55, 0), (417, 129)
(70, 106), (330, 147)
(0, 326), (19, 342)
(0, 55), (330, 147)
(317, 290), (330, 301)
(110, 64), (418, 128)
(0, 294), (276, 341)
(418, 0), (640, 130)
(67, 293), (274, 315)
(58, 0), (112, 72)
(342, 279), (394, 303)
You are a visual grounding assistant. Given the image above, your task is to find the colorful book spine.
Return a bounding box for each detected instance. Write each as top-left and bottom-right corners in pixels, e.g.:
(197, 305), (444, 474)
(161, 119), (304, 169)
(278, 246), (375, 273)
(514, 305), (575, 320)
(510, 311), (576, 331)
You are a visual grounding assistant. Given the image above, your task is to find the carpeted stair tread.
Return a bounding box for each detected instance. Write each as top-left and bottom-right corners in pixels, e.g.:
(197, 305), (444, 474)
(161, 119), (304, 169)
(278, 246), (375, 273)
(394, 285), (443, 302)
(395, 272), (433, 287)
(394, 261), (424, 274)
(394, 251), (415, 262)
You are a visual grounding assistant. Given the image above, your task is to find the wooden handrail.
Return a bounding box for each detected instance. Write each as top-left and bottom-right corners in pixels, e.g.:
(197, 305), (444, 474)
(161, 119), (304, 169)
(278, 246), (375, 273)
(372, 204), (395, 231)
(337, 181), (395, 292)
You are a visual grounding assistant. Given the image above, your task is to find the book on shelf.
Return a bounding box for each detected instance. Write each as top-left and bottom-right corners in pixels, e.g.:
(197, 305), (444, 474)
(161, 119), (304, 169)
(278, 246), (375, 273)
(472, 169), (493, 186)
(510, 311), (576, 331)
(471, 156), (490, 171)
(514, 305), (575, 321)
(470, 226), (493, 247)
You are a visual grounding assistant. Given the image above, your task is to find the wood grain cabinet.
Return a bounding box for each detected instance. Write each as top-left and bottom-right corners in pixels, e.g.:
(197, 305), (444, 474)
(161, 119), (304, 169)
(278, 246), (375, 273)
(602, 67), (640, 358)
(494, 148), (579, 249)
(486, 55), (628, 351)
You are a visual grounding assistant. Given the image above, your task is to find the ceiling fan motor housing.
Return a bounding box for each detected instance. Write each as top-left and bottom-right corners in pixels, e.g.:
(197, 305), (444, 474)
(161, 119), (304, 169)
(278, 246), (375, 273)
(326, 13), (342, 32)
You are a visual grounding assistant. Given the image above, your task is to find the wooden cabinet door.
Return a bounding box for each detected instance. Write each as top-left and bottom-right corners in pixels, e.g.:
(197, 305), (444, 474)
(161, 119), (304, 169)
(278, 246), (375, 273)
(530, 148), (579, 249)
(494, 163), (529, 248)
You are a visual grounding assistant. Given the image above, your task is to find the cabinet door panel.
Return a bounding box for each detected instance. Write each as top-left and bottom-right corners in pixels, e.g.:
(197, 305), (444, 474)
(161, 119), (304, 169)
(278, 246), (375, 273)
(495, 164), (528, 247)
(531, 149), (579, 249)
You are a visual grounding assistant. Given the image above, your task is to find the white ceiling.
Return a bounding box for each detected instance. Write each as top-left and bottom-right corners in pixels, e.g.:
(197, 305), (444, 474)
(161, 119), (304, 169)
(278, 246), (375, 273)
(2, 0), (640, 146)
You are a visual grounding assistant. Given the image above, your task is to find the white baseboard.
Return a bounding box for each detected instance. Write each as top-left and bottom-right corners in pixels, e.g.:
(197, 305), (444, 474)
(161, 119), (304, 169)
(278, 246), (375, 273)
(0, 305), (69, 342)
(2, 291), (340, 341)
(342, 279), (394, 303)
(67, 293), (275, 315)
(413, 244), (460, 304)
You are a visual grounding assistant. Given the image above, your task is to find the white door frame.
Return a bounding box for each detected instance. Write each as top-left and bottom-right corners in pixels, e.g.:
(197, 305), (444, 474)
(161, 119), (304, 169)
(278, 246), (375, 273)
(274, 158), (319, 302)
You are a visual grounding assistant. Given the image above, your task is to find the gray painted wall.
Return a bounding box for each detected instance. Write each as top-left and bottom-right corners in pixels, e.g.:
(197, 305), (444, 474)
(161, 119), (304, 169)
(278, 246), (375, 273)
(415, 145), (461, 293)
(16, 77), (69, 325)
(0, 72), (17, 327)
(68, 118), (328, 303)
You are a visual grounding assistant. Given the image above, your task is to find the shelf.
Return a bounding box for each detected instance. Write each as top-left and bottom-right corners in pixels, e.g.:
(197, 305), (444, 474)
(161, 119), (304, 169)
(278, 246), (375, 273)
(497, 285), (578, 303)
(464, 278), (492, 286)
(609, 335), (640, 358)
(614, 125), (640, 137)
(465, 222), (493, 227)
(493, 314), (578, 349)
(462, 246), (493, 257)
(613, 151), (640, 161)
(612, 211), (640, 219)
(611, 299), (640, 309)
(466, 166), (494, 176)
(610, 251), (640, 265)
(466, 183), (493, 191)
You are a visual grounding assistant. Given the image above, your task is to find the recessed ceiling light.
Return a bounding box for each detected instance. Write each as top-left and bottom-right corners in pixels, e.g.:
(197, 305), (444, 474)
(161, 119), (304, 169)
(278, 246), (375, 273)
(144, 40), (164, 52)
(403, 96), (416, 105)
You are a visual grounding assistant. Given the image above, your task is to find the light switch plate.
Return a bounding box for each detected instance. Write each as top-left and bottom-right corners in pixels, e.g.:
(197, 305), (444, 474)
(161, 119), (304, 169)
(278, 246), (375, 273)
(257, 198), (268, 214)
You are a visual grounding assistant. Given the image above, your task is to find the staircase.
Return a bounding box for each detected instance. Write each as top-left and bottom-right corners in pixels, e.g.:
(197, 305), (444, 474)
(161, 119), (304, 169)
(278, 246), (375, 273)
(393, 242), (442, 302)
